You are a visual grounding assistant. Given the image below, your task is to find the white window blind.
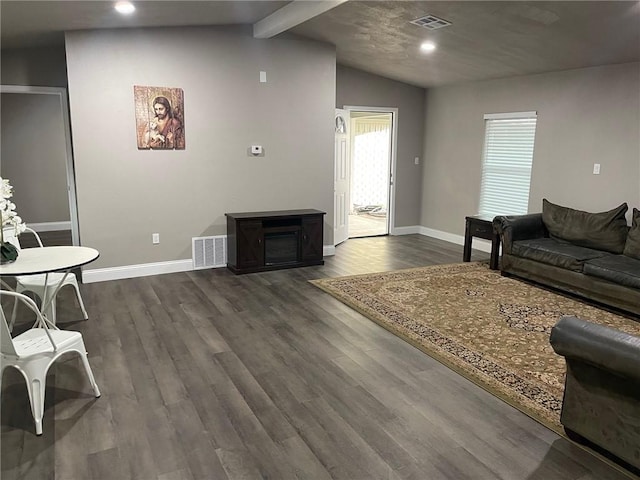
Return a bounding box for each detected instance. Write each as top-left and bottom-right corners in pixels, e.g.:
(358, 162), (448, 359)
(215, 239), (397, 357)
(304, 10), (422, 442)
(478, 111), (537, 217)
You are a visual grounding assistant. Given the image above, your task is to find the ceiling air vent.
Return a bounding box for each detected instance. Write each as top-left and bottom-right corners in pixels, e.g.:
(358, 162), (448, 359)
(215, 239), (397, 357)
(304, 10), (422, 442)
(410, 14), (452, 30)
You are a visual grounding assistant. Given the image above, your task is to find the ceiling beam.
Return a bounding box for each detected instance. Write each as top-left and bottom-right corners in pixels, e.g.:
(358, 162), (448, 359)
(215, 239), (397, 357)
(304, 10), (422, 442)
(253, 0), (348, 39)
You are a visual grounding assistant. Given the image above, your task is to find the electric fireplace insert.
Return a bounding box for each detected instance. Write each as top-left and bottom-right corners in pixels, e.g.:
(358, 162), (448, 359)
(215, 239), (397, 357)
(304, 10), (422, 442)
(225, 209), (325, 274)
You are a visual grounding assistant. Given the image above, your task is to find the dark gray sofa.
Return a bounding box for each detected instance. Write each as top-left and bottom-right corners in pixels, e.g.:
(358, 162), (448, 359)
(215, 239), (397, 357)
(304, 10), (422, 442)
(493, 201), (640, 317)
(550, 316), (640, 471)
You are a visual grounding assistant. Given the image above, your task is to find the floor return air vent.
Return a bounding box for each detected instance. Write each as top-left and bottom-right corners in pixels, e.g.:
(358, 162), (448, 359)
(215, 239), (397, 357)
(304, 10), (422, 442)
(192, 235), (227, 269)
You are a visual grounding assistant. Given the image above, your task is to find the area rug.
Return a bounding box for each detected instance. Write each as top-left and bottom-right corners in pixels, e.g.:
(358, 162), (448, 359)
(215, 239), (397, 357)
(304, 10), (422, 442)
(310, 262), (640, 434)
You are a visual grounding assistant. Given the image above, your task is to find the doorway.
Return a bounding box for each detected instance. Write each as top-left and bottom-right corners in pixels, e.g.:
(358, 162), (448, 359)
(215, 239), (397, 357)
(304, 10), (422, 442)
(348, 111), (393, 238)
(333, 106), (397, 246)
(0, 85), (79, 246)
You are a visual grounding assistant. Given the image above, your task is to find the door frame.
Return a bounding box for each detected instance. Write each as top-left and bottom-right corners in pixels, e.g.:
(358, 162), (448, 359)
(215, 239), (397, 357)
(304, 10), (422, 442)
(1, 85), (80, 246)
(343, 105), (398, 236)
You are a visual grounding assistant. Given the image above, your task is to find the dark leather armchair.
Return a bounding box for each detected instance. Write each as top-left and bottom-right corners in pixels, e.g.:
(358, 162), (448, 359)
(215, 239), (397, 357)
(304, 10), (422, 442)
(550, 316), (640, 471)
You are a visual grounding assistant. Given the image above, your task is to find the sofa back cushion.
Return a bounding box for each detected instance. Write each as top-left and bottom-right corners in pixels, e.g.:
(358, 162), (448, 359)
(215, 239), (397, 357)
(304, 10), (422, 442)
(623, 208), (640, 260)
(542, 199), (629, 254)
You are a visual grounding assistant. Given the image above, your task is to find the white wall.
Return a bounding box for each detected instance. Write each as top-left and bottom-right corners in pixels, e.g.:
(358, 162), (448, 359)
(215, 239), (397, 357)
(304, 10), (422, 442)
(0, 92), (70, 224)
(1, 47), (68, 87)
(421, 62), (640, 234)
(65, 26), (336, 269)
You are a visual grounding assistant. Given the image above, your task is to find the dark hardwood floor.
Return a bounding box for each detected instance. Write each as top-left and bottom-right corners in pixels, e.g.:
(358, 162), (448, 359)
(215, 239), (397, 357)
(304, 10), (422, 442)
(1, 235), (636, 479)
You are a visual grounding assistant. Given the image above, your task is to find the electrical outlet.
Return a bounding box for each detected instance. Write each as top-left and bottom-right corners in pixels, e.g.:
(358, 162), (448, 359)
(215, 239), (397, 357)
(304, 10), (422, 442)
(414, 156), (420, 165)
(593, 163), (601, 175)
(152, 233), (160, 244)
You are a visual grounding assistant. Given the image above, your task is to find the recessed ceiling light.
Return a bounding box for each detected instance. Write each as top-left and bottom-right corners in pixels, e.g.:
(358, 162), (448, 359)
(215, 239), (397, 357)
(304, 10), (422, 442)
(420, 42), (436, 53)
(115, 1), (135, 14)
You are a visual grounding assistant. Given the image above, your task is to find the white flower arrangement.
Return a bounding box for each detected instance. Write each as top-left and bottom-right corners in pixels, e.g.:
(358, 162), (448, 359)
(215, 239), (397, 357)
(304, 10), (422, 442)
(0, 177), (27, 242)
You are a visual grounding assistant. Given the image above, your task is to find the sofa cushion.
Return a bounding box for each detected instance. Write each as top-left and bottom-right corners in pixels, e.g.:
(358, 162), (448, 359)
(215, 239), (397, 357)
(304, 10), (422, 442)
(623, 207), (640, 260)
(512, 238), (610, 272)
(583, 255), (640, 289)
(542, 199), (628, 254)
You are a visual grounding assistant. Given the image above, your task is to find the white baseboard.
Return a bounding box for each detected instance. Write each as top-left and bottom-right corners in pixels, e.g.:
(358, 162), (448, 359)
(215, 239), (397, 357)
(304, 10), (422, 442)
(84, 244), (337, 283)
(27, 221), (71, 232)
(82, 231), (487, 284)
(82, 259), (195, 283)
(390, 225), (421, 235)
(419, 226), (493, 254)
(390, 225), (493, 254)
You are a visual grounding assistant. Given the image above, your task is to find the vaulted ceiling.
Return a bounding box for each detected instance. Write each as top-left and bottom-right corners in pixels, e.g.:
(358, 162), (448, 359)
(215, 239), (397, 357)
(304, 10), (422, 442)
(2, 1), (639, 88)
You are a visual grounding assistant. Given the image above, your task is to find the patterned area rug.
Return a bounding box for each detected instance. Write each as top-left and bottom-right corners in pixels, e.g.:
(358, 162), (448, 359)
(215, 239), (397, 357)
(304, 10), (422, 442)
(310, 262), (640, 434)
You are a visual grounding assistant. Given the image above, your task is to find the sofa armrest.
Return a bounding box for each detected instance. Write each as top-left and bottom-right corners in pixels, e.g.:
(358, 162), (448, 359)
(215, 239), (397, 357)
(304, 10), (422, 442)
(550, 316), (640, 383)
(493, 213), (547, 254)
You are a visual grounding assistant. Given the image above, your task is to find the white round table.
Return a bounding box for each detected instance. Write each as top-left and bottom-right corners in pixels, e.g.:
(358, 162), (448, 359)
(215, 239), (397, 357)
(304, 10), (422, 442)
(1, 246), (99, 327)
(0, 246), (99, 276)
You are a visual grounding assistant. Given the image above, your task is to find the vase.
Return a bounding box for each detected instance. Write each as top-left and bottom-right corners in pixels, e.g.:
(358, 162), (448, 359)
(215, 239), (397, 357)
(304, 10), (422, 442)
(0, 242), (18, 264)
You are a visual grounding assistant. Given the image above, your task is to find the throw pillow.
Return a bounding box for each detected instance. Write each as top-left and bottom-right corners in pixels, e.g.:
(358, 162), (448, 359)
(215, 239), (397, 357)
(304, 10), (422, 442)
(623, 208), (640, 260)
(541, 199), (629, 254)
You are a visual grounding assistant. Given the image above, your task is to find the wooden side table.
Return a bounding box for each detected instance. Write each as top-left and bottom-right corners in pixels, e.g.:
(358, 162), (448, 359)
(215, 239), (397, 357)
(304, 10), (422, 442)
(463, 215), (500, 270)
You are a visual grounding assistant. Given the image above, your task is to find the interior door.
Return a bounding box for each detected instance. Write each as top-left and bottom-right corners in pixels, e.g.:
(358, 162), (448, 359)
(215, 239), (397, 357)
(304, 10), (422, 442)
(334, 108), (350, 246)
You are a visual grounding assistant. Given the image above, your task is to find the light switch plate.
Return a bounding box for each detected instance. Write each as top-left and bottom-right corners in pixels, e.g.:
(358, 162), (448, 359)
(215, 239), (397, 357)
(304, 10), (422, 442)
(593, 163), (601, 175)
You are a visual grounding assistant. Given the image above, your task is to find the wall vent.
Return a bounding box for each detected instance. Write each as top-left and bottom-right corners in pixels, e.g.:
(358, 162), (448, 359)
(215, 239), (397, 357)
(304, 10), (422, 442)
(410, 14), (452, 30)
(192, 235), (227, 269)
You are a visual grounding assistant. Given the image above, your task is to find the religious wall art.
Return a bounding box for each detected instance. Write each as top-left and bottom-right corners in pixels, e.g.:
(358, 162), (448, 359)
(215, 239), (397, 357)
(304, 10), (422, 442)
(134, 85), (185, 150)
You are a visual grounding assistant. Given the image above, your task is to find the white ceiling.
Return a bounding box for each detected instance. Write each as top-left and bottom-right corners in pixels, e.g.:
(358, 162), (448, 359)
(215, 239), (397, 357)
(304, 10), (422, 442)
(2, 1), (639, 88)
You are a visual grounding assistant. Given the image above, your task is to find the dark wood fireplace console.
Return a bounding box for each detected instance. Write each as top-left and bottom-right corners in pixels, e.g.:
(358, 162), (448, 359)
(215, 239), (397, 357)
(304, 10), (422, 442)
(225, 209), (325, 274)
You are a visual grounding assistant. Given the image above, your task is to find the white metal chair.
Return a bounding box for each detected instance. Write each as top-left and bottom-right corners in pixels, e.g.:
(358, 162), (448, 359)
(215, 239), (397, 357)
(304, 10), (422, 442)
(4, 227), (88, 329)
(0, 290), (100, 435)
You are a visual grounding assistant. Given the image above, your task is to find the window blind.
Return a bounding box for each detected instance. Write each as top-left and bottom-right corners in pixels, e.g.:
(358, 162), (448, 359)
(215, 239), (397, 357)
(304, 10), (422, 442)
(478, 112), (537, 217)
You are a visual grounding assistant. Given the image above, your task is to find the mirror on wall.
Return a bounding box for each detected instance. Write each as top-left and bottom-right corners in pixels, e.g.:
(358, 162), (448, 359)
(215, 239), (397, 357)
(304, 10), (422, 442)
(1, 85), (79, 246)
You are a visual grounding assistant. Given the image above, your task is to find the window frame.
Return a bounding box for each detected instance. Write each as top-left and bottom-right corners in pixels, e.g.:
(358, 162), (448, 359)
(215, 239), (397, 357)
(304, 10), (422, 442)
(478, 111), (537, 217)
